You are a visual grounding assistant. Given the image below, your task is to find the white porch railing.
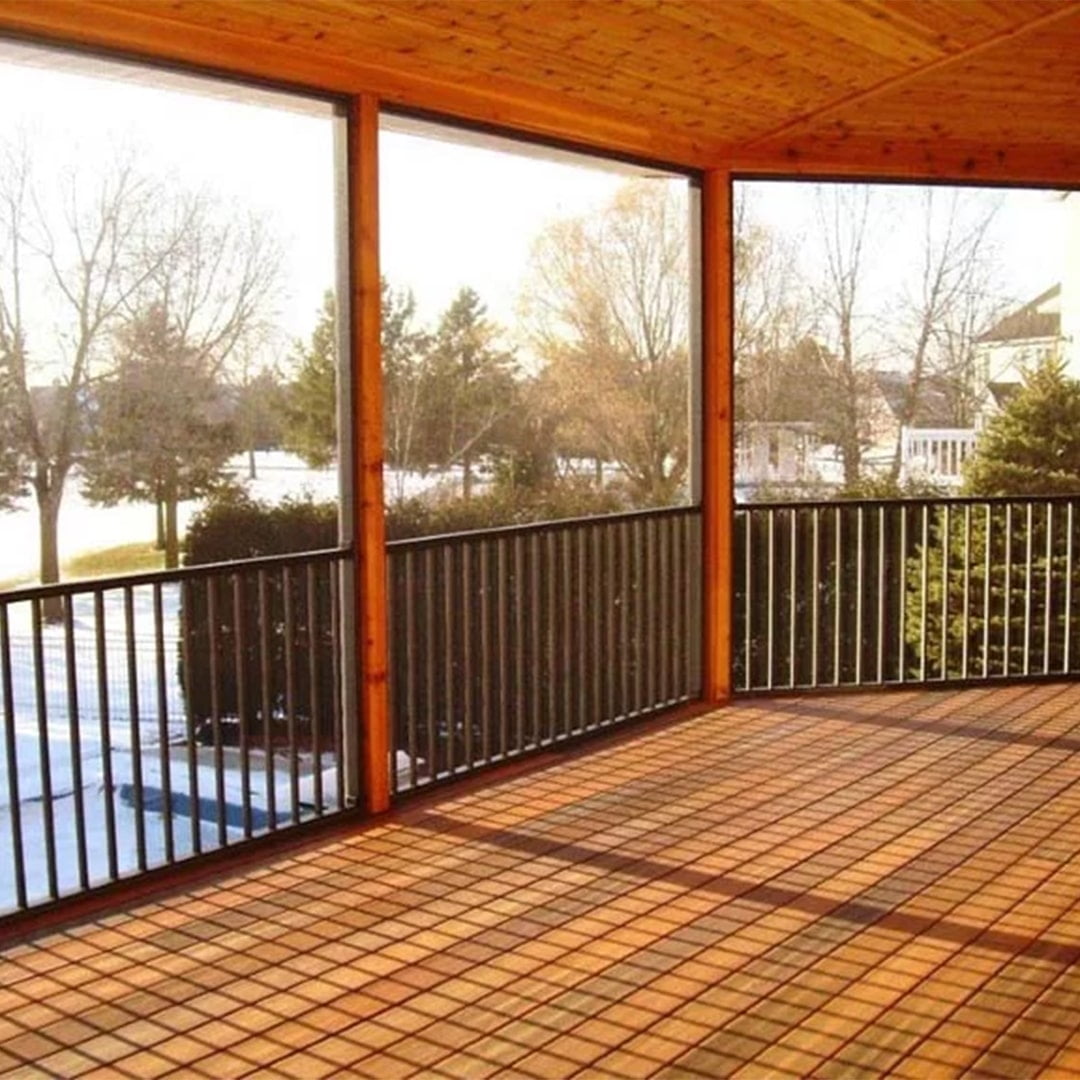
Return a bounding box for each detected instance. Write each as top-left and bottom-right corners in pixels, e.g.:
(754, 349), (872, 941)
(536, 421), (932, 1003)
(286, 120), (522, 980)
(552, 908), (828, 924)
(900, 427), (977, 487)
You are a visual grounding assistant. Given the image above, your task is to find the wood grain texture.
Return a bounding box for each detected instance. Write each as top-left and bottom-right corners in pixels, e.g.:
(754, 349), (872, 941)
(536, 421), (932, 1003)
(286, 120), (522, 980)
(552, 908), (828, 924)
(1, 1), (1079, 178)
(701, 169), (733, 705)
(350, 95), (391, 815)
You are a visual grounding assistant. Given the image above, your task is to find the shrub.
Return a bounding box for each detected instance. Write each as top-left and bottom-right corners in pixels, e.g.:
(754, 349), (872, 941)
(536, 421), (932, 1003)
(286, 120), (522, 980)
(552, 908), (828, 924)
(179, 494), (339, 748)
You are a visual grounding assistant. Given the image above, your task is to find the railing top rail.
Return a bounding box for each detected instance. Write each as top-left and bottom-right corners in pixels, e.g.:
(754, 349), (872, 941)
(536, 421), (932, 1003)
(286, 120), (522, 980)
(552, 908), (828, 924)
(386, 502), (700, 552)
(0, 545), (353, 604)
(735, 492), (1080, 515)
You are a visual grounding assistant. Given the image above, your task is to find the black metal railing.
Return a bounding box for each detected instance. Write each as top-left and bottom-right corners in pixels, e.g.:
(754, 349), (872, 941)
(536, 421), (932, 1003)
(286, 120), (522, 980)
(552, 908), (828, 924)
(735, 494), (1080, 692)
(0, 547), (352, 914)
(387, 506), (703, 792)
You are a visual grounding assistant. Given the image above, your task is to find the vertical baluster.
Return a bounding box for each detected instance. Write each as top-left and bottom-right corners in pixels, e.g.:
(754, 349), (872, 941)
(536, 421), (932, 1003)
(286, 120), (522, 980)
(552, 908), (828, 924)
(671, 515), (684, 701)
(258, 569), (275, 826)
(480, 539), (493, 760)
(514, 533), (526, 751)
(330, 560), (344, 809)
(282, 566), (299, 825)
(587, 524), (604, 721)
(31, 598), (57, 897)
(1066, 503), (1075, 673)
(233, 574), (252, 837)
(153, 583), (173, 863)
(307, 563), (322, 815)
(1024, 502), (1033, 677)
(591, 524), (603, 722)
(630, 516), (639, 712)
(961, 505), (971, 680)
(206, 577), (227, 845)
(855, 505), (865, 686)
(898, 506), (907, 684)
(1004, 504), (1013, 677)
(876, 505), (886, 684)
(919, 506), (929, 683)
(744, 508), (753, 690)
(123, 587), (148, 870)
(619, 520), (630, 719)
(530, 531), (542, 747)
(561, 528), (573, 733)
(811, 506), (820, 688)
(982, 504), (992, 679)
(1, 603), (26, 909)
(180, 582), (201, 855)
(1044, 502), (1054, 675)
(766, 508), (775, 691)
(424, 547), (438, 776)
(657, 516), (669, 707)
(460, 544), (473, 769)
(62, 592), (88, 890)
(789, 509), (798, 689)
(443, 543), (455, 774)
(548, 529), (558, 740)
(834, 505), (843, 686)
(606, 522), (617, 720)
(940, 504), (951, 680)
(498, 534), (510, 751)
(402, 551), (417, 787)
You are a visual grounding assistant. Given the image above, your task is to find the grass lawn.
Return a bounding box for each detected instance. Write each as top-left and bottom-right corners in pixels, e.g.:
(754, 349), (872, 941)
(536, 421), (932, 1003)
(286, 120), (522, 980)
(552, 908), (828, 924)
(0, 542), (165, 591)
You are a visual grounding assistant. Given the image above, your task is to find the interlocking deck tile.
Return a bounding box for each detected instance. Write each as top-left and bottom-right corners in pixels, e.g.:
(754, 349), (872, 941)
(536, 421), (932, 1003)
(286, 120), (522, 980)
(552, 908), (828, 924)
(6, 684), (1080, 1076)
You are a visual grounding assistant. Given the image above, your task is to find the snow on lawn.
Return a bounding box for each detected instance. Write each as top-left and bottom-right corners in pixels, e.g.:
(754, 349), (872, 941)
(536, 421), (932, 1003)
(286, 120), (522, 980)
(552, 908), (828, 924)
(0, 452), (447, 911)
(0, 582), (342, 910)
(0, 451), (456, 583)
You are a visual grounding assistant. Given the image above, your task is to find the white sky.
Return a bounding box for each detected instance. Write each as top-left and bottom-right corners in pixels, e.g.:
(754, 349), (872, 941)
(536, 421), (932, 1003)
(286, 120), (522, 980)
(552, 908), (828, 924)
(0, 39), (1066, 379)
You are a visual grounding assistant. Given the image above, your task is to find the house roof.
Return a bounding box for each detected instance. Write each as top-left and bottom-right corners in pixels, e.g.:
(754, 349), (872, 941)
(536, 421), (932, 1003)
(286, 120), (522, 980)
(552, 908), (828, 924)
(3, 2), (1080, 181)
(873, 370), (957, 428)
(977, 285), (1062, 344)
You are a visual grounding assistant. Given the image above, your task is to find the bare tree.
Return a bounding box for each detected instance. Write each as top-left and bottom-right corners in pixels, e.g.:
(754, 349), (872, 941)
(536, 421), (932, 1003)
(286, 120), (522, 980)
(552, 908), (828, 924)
(886, 188), (1000, 479)
(526, 180), (690, 505)
(733, 184), (811, 425)
(0, 144), (176, 604)
(80, 192), (281, 567)
(813, 185), (876, 488)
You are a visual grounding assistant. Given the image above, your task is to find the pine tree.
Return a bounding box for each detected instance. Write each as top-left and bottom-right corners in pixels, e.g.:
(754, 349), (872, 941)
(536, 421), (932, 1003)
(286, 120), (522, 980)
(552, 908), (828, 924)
(965, 357), (1080, 496)
(81, 303), (236, 568)
(424, 287), (518, 499)
(283, 290), (338, 469)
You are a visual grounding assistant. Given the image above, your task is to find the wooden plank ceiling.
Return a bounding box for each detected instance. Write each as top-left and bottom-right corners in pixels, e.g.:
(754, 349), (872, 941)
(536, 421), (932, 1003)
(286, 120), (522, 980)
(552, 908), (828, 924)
(1, 0), (1079, 180)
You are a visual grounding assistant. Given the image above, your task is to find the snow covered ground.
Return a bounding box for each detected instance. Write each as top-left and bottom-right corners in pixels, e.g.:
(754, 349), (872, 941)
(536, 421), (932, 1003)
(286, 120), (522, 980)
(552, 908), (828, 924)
(0, 582), (344, 910)
(0, 452), (446, 912)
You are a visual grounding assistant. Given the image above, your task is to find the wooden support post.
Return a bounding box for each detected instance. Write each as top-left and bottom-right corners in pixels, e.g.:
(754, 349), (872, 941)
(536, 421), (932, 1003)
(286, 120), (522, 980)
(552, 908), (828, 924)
(701, 169), (733, 704)
(350, 95), (391, 813)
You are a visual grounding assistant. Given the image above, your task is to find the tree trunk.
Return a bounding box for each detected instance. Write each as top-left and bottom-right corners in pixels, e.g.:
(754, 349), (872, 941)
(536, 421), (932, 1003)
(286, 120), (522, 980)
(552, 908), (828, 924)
(156, 497), (165, 550)
(462, 451), (473, 500)
(248, 448), (257, 480)
(594, 456), (603, 486)
(36, 482), (63, 622)
(164, 478), (180, 570)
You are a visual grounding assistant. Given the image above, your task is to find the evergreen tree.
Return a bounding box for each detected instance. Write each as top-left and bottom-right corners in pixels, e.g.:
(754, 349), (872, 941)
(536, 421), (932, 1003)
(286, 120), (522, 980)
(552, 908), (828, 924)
(81, 303), (236, 568)
(283, 290), (338, 468)
(424, 287), (518, 499)
(965, 357), (1080, 496)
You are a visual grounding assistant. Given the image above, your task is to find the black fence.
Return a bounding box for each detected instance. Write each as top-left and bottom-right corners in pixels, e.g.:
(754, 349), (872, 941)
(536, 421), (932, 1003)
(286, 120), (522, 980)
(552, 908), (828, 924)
(0, 547), (351, 914)
(735, 495), (1080, 692)
(386, 506), (703, 791)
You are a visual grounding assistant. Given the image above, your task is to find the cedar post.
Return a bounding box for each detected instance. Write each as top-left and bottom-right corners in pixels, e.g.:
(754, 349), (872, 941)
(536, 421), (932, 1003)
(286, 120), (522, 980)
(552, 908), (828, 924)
(701, 169), (733, 704)
(350, 95), (391, 813)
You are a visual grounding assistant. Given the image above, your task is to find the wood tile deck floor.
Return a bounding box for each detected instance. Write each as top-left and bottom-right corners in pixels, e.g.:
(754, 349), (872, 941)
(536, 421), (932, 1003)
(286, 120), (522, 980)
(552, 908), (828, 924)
(5, 682), (1080, 1077)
